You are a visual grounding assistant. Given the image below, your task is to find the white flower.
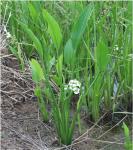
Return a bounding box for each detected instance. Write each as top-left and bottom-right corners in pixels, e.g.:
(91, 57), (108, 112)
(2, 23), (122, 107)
(69, 85), (74, 90)
(64, 79), (81, 94)
(74, 89), (80, 94)
(68, 79), (81, 87)
(64, 85), (68, 90)
(115, 47), (119, 51)
(73, 87), (80, 94)
(128, 54), (133, 59)
(114, 45), (119, 51)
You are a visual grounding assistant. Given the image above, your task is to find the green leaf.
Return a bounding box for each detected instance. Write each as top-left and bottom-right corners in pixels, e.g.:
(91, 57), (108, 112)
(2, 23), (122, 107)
(34, 87), (48, 122)
(64, 39), (75, 64)
(64, 4), (94, 65)
(42, 9), (62, 50)
(9, 45), (24, 70)
(95, 40), (109, 73)
(56, 54), (63, 76)
(28, 2), (38, 21)
(123, 122), (129, 138)
(29, 59), (44, 83)
(9, 46), (18, 58)
(71, 3), (94, 50)
(48, 56), (55, 72)
(18, 21), (43, 58)
(123, 122), (132, 150)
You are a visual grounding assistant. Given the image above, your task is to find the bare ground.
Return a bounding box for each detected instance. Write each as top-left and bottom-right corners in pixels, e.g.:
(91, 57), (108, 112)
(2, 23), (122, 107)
(1, 49), (129, 150)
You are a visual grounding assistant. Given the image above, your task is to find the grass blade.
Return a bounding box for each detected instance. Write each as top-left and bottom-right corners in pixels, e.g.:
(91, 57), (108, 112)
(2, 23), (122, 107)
(18, 21), (43, 58)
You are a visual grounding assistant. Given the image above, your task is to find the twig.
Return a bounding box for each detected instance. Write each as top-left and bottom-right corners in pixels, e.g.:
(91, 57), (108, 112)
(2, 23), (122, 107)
(97, 115), (127, 139)
(73, 113), (107, 143)
(55, 137), (124, 150)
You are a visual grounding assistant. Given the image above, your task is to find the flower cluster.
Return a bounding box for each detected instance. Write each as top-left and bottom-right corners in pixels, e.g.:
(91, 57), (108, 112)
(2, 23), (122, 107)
(114, 45), (119, 51)
(64, 79), (81, 94)
(128, 54), (133, 60)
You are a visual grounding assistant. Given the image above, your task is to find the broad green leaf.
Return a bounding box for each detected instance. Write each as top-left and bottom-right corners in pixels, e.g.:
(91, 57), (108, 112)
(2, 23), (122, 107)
(95, 40), (109, 73)
(28, 2), (38, 21)
(18, 21), (43, 58)
(64, 3), (94, 65)
(42, 9), (62, 50)
(29, 59), (44, 83)
(71, 3), (94, 50)
(64, 39), (74, 64)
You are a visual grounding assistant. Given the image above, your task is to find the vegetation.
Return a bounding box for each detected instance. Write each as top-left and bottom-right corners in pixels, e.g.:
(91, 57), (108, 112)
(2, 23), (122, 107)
(1, 1), (132, 146)
(123, 122), (133, 150)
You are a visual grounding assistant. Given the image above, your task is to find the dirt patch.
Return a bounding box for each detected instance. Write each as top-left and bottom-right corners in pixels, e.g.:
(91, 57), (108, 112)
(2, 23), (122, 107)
(1, 51), (57, 150)
(1, 50), (127, 150)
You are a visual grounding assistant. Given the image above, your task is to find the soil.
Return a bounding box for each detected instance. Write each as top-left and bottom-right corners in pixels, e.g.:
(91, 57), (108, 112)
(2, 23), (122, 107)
(1, 49), (130, 150)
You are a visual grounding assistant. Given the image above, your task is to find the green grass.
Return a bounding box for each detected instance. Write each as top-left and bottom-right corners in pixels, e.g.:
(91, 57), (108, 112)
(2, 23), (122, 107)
(1, 1), (132, 146)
